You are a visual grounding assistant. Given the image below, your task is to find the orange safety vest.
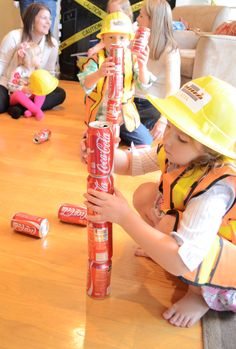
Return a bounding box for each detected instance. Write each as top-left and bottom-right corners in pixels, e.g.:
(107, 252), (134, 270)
(82, 49), (140, 132)
(157, 144), (236, 289)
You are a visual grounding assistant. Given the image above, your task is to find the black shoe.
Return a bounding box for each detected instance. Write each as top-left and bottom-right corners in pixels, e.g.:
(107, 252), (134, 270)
(7, 105), (23, 119)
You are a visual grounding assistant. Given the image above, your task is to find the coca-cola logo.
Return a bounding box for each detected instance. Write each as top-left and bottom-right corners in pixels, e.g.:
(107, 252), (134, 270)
(93, 179), (109, 192)
(12, 221), (37, 235)
(96, 131), (111, 174)
(61, 207), (87, 219)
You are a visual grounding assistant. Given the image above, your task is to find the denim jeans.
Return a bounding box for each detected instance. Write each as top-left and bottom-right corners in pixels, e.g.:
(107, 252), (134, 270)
(120, 122), (153, 146)
(134, 97), (161, 131)
(19, 0), (57, 31)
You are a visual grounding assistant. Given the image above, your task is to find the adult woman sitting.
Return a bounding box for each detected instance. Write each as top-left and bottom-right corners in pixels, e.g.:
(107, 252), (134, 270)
(0, 3), (66, 118)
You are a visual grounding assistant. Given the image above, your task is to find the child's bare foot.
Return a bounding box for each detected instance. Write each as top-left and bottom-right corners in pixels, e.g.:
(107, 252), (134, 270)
(134, 246), (150, 258)
(162, 288), (209, 327)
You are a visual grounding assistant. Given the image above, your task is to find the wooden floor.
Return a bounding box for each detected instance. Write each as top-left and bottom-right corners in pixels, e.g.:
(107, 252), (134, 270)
(0, 80), (202, 349)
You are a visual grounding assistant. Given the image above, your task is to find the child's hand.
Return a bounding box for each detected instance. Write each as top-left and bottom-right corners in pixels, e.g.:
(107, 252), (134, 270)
(87, 46), (97, 57)
(84, 187), (130, 224)
(150, 118), (167, 140)
(21, 85), (32, 94)
(136, 45), (149, 68)
(99, 57), (115, 78)
(80, 130), (88, 164)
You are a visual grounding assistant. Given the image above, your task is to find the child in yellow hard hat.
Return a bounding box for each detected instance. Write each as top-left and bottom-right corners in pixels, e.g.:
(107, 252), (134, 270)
(87, 0), (134, 57)
(8, 41), (45, 120)
(83, 76), (236, 327)
(78, 11), (156, 147)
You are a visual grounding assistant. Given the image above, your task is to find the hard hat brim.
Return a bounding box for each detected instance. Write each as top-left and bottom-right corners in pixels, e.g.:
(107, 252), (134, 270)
(147, 93), (236, 159)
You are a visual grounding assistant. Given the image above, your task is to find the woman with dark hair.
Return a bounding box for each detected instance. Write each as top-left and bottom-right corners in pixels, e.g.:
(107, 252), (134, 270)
(0, 3), (65, 118)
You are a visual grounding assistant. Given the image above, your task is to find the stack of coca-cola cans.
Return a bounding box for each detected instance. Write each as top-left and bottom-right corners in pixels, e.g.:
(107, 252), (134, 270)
(131, 26), (150, 54)
(106, 44), (124, 146)
(86, 121), (114, 299)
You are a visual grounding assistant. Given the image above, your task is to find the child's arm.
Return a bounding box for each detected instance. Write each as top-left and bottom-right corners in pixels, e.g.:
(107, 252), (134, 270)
(83, 57), (115, 90)
(87, 41), (105, 57)
(84, 187), (189, 276)
(136, 46), (151, 85)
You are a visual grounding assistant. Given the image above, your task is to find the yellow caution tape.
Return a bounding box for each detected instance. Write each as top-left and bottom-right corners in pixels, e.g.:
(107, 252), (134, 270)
(131, 1), (143, 12)
(74, 0), (107, 19)
(59, 20), (102, 53)
(60, 1), (143, 53)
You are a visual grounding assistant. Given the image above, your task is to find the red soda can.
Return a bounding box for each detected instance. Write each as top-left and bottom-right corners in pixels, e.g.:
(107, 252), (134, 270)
(108, 44), (124, 99)
(106, 99), (122, 124)
(88, 221), (113, 262)
(87, 259), (112, 299)
(58, 203), (87, 226)
(87, 121), (114, 177)
(132, 26), (150, 54)
(33, 128), (51, 144)
(87, 174), (114, 194)
(11, 212), (49, 238)
(87, 175), (114, 216)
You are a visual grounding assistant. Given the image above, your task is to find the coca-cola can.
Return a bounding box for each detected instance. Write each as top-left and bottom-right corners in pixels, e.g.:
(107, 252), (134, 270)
(58, 203), (87, 226)
(132, 26), (150, 54)
(108, 44), (124, 99)
(11, 212), (49, 238)
(33, 129), (51, 144)
(87, 174), (114, 194)
(87, 175), (114, 216)
(106, 99), (122, 124)
(87, 121), (114, 177)
(88, 221), (113, 262)
(87, 259), (112, 299)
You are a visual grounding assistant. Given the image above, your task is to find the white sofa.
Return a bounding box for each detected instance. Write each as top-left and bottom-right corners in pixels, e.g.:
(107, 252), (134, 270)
(172, 5), (236, 85)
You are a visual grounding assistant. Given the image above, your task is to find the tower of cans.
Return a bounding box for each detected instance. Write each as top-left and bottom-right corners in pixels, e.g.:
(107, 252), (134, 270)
(86, 121), (114, 299)
(106, 44), (124, 147)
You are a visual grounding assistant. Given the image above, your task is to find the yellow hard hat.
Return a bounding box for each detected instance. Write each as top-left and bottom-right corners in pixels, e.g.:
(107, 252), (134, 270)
(29, 69), (58, 96)
(148, 76), (236, 159)
(97, 11), (134, 39)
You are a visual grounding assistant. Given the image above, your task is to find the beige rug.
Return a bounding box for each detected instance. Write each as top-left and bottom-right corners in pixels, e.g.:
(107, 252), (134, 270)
(202, 310), (236, 349)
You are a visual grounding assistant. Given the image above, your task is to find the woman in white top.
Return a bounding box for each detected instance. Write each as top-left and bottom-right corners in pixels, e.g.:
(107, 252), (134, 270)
(0, 3), (65, 118)
(134, 0), (181, 140)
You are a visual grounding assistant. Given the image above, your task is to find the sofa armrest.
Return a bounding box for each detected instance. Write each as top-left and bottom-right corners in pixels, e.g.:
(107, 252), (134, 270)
(174, 30), (200, 49)
(193, 34), (236, 87)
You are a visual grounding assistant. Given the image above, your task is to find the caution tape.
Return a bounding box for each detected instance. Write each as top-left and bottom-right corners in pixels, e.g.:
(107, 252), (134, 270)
(59, 20), (102, 53)
(131, 1), (143, 13)
(60, 0), (143, 53)
(74, 0), (107, 19)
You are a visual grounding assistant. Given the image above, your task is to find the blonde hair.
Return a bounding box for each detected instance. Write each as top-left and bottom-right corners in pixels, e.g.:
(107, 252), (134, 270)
(189, 141), (236, 173)
(107, 0), (133, 22)
(18, 41), (41, 69)
(143, 0), (177, 60)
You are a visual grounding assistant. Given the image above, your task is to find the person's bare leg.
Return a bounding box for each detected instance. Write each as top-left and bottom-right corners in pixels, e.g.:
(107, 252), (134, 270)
(163, 285), (209, 327)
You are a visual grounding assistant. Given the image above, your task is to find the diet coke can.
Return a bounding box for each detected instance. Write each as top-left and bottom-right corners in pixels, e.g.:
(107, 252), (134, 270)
(132, 26), (150, 54)
(87, 121), (114, 177)
(33, 129), (51, 144)
(108, 44), (124, 100)
(58, 203), (87, 226)
(11, 212), (49, 238)
(88, 221), (113, 262)
(87, 259), (112, 299)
